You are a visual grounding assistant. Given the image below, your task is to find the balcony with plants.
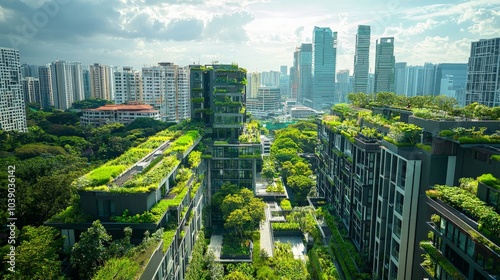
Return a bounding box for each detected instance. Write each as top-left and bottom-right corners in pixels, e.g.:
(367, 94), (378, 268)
(426, 183), (500, 255)
(238, 120), (261, 144)
(437, 127), (500, 144)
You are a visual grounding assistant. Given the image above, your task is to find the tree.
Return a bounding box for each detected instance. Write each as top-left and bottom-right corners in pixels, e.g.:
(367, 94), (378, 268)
(223, 271), (253, 280)
(72, 98), (112, 109)
(261, 158), (277, 183)
(221, 194), (245, 220)
(4, 226), (63, 280)
(71, 220), (112, 279)
(225, 209), (252, 239)
(292, 162), (312, 177)
(287, 175), (315, 205)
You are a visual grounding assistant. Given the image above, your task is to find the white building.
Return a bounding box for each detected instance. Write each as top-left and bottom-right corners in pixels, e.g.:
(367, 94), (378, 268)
(290, 105), (321, 118)
(90, 63), (114, 101)
(114, 66), (142, 105)
(142, 63), (190, 122)
(22, 77), (41, 105)
(50, 60), (84, 110)
(81, 104), (160, 126)
(38, 65), (54, 108)
(0, 48), (27, 132)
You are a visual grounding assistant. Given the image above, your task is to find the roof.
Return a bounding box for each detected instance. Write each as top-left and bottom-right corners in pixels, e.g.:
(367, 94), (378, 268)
(85, 104), (159, 112)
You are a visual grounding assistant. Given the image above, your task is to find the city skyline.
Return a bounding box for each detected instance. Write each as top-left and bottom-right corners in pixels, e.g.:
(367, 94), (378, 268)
(1, 0), (499, 72)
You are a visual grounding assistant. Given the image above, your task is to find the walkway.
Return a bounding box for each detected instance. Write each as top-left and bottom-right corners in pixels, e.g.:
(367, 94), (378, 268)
(260, 202), (274, 257)
(208, 235), (223, 260)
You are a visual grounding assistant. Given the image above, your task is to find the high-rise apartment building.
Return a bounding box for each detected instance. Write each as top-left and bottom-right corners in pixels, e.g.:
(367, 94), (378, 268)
(89, 63), (114, 101)
(114, 66), (142, 104)
(465, 38), (500, 107)
(353, 25), (371, 93)
(22, 77), (41, 105)
(374, 37), (395, 93)
(189, 64), (260, 194)
(50, 61), (85, 110)
(246, 87), (281, 118)
(20, 63), (39, 79)
(312, 27), (337, 109)
(38, 65), (53, 108)
(246, 72), (261, 98)
(0, 48), (27, 132)
(261, 70), (280, 87)
(298, 43), (313, 104)
(290, 49), (299, 101)
(82, 66), (92, 99)
(142, 63), (190, 122)
(318, 105), (500, 280)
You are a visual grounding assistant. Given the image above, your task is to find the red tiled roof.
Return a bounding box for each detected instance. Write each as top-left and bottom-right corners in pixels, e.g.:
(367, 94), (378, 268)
(86, 104), (158, 112)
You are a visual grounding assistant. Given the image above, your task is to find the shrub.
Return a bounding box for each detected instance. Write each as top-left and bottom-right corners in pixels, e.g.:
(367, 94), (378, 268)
(87, 165), (127, 186)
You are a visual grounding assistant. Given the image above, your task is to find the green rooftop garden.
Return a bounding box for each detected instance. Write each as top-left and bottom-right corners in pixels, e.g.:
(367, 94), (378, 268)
(239, 120), (261, 143)
(111, 168), (194, 223)
(478, 173), (500, 191)
(322, 108), (422, 146)
(438, 127), (500, 144)
(72, 129), (176, 191)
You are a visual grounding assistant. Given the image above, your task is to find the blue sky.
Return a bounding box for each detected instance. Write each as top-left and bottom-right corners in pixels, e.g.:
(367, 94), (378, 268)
(1, 0), (499, 73)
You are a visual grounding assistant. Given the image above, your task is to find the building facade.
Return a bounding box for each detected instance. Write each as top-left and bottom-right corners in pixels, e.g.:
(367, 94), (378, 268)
(114, 66), (142, 105)
(353, 25), (371, 94)
(50, 60), (84, 110)
(465, 38), (500, 107)
(142, 63), (190, 123)
(0, 48), (27, 132)
(80, 104), (160, 126)
(374, 37), (395, 93)
(317, 105), (500, 280)
(298, 43), (313, 105)
(89, 63), (114, 101)
(311, 27), (337, 109)
(22, 77), (41, 105)
(38, 65), (54, 108)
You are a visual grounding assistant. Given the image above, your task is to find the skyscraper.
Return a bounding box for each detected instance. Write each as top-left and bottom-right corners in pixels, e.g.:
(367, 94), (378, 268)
(312, 26), (337, 109)
(353, 25), (371, 93)
(290, 49), (299, 101)
(38, 65), (53, 109)
(422, 63), (435, 95)
(0, 48), (27, 132)
(374, 37), (395, 93)
(394, 62), (407, 95)
(89, 63), (114, 101)
(22, 77), (41, 105)
(279, 65), (290, 98)
(114, 66), (142, 104)
(82, 66), (92, 100)
(336, 70), (350, 103)
(142, 63), (190, 122)
(404, 65), (424, 97)
(51, 60), (85, 110)
(434, 63), (467, 100)
(298, 43), (313, 104)
(465, 38), (500, 107)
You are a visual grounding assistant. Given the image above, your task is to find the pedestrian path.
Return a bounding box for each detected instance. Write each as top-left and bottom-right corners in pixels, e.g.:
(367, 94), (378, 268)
(260, 202), (274, 257)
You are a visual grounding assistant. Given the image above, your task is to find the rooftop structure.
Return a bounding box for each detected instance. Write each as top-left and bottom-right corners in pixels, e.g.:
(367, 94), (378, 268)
(80, 104), (160, 126)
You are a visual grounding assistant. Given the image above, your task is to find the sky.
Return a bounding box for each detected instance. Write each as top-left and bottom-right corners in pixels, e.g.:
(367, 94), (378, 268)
(1, 0), (499, 73)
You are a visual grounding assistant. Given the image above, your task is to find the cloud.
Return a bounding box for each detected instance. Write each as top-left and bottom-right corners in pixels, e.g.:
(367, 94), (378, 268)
(204, 11), (255, 42)
(383, 19), (440, 38)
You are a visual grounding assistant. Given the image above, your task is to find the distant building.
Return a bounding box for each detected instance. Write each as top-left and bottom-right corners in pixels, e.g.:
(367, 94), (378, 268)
(290, 105), (321, 118)
(90, 63), (114, 101)
(404, 65), (424, 97)
(374, 37), (395, 93)
(246, 72), (261, 98)
(81, 104), (160, 126)
(422, 63), (435, 95)
(38, 65), (54, 108)
(353, 25), (371, 93)
(20, 63), (39, 79)
(336, 70), (351, 103)
(434, 63), (467, 105)
(394, 62), (407, 95)
(279, 65), (290, 98)
(0, 48), (27, 132)
(311, 27), (337, 109)
(246, 87), (281, 118)
(50, 60), (84, 110)
(298, 43), (313, 105)
(142, 63), (190, 122)
(22, 77), (41, 105)
(114, 66), (142, 105)
(465, 38), (500, 107)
